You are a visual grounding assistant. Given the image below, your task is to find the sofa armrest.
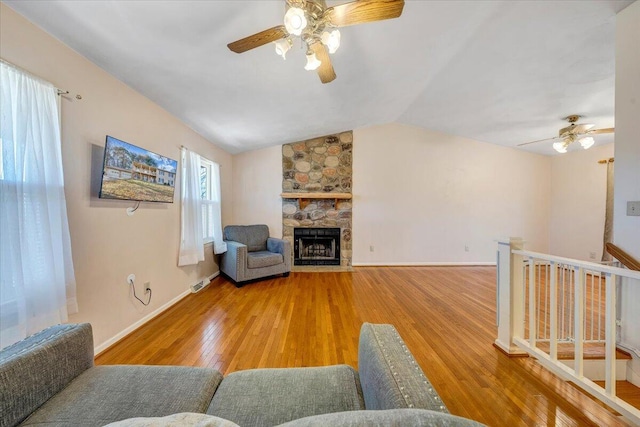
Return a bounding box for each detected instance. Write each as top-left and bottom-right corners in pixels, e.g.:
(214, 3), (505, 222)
(358, 323), (448, 413)
(221, 241), (248, 282)
(267, 238), (291, 271)
(0, 323), (94, 427)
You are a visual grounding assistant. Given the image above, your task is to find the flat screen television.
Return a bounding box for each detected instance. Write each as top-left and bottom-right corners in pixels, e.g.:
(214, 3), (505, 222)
(99, 135), (178, 203)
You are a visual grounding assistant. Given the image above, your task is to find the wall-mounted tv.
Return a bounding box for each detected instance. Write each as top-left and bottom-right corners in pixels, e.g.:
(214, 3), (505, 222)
(99, 135), (178, 203)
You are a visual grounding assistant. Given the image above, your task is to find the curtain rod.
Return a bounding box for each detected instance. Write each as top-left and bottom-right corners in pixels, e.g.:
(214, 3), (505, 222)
(598, 158), (614, 164)
(0, 57), (74, 97)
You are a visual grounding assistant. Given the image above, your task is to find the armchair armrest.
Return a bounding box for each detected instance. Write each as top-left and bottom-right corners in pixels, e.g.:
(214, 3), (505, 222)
(221, 241), (247, 282)
(267, 237), (291, 271)
(358, 323), (448, 413)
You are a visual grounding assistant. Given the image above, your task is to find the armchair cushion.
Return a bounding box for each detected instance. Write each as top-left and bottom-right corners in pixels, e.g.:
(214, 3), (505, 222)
(247, 251), (284, 269)
(223, 225), (269, 252)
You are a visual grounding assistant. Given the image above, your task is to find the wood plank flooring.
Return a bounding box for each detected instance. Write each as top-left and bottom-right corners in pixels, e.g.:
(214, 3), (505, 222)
(95, 267), (637, 426)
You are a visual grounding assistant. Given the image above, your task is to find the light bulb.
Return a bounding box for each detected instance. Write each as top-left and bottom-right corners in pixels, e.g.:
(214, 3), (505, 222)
(553, 141), (568, 153)
(321, 30), (341, 54)
(304, 52), (321, 71)
(284, 7), (307, 36)
(579, 136), (595, 149)
(274, 38), (292, 59)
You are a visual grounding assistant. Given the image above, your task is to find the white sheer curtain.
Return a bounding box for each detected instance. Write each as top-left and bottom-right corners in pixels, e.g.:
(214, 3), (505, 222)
(178, 148), (204, 266)
(210, 162), (227, 255)
(0, 60), (77, 349)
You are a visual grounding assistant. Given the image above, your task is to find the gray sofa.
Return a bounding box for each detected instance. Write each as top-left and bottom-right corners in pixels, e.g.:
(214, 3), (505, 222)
(220, 225), (291, 286)
(0, 323), (484, 427)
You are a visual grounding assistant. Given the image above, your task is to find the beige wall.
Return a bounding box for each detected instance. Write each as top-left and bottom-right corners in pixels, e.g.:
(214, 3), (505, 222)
(232, 122), (553, 265)
(1, 4), (233, 351)
(549, 143), (614, 260)
(231, 145), (283, 238)
(614, 0), (640, 258)
(353, 123), (550, 264)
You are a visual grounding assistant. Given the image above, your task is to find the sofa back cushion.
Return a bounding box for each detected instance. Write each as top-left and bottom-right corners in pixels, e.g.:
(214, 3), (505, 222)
(207, 365), (364, 426)
(0, 323), (94, 427)
(224, 225), (269, 252)
(21, 365), (223, 427)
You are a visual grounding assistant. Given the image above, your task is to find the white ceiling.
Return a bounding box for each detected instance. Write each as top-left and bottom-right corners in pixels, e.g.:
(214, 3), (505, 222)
(5, 0), (632, 155)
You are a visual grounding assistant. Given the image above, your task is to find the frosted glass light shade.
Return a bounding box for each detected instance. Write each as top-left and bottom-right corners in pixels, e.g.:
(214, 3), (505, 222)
(274, 39), (292, 59)
(321, 30), (341, 54)
(284, 7), (307, 36)
(553, 141), (568, 153)
(304, 52), (321, 70)
(579, 136), (595, 149)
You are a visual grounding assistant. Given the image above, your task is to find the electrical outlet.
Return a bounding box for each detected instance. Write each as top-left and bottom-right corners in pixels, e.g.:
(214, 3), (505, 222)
(464, 245), (470, 252)
(369, 245), (374, 252)
(127, 274), (135, 285)
(589, 252), (596, 260)
(144, 282), (151, 293)
(627, 201), (640, 216)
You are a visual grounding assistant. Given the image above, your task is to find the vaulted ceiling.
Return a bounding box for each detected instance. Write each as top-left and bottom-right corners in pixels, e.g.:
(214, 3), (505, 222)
(5, 0), (632, 154)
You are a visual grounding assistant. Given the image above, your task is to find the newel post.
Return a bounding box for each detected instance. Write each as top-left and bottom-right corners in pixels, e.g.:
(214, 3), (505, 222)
(494, 237), (527, 356)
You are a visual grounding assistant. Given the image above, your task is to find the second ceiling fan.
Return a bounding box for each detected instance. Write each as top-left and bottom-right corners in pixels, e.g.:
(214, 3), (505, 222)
(227, 0), (405, 84)
(518, 115), (614, 153)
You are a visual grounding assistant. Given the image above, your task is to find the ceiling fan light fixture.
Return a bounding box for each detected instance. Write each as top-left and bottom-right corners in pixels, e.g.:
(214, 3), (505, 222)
(579, 136), (595, 149)
(553, 141), (568, 154)
(304, 51), (321, 71)
(274, 38), (293, 59)
(284, 7), (307, 36)
(321, 30), (341, 54)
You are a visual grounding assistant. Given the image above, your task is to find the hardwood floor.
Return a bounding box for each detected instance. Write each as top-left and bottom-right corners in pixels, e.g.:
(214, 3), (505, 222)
(96, 267), (636, 426)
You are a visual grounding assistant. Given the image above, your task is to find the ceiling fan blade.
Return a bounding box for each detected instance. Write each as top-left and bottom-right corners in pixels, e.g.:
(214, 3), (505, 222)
(310, 42), (336, 84)
(587, 127), (615, 135)
(228, 25), (288, 53)
(517, 136), (561, 147)
(324, 0), (405, 27)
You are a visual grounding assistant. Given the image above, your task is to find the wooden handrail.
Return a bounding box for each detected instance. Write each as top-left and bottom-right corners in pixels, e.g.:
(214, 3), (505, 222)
(606, 243), (640, 271)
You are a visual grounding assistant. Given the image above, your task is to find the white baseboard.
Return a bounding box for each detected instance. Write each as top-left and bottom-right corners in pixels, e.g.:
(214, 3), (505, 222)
(352, 262), (497, 267)
(94, 270), (220, 356)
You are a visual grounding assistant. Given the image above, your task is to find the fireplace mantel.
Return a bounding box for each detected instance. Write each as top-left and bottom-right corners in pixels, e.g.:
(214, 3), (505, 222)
(281, 192), (352, 210)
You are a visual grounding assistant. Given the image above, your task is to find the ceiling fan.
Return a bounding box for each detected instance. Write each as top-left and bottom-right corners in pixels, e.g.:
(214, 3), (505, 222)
(518, 115), (614, 153)
(227, 0), (405, 84)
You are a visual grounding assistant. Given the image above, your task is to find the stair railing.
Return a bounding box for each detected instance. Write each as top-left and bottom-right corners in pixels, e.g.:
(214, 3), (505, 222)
(495, 238), (640, 424)
(606, 242), (640, 271)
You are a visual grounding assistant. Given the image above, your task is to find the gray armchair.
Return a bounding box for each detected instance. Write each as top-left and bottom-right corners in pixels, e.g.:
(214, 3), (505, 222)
(220, 224), (291, 286)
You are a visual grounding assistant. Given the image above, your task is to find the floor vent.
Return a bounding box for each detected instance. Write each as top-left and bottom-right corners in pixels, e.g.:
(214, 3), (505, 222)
(190, 280), (206, 293)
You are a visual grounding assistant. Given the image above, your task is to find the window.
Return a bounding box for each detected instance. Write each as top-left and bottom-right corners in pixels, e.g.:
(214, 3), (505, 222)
(199, 157), (226, 255)
(200, 158), (220, 244)
(0, 61), (77, 348)
(179, 147), (226, 266)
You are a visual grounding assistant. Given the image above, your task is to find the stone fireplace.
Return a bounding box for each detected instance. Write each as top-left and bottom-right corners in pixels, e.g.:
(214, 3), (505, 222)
(281, 131), (352, 267)
(294, 227), (341, 266)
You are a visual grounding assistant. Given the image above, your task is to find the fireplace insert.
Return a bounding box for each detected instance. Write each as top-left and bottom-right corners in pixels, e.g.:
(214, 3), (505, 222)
(294, 227), (341, 266)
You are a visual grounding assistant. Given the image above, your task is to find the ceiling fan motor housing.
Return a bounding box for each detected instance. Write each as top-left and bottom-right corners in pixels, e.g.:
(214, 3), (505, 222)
(559, 123), (577, 137)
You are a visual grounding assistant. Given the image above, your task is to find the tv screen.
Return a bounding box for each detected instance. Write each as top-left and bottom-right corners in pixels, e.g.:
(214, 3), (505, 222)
(99, 135), (178, 203)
